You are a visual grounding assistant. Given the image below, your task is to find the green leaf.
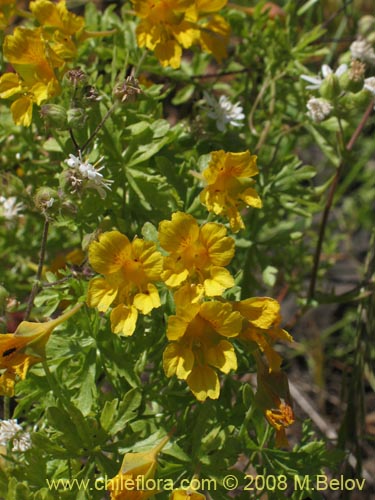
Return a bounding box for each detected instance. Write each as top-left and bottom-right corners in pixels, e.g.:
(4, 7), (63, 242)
(172, 84), (195, 105)
(262, 265), (278, 287)
(100, 399), (118, 433)
(111, 388), (142, 435)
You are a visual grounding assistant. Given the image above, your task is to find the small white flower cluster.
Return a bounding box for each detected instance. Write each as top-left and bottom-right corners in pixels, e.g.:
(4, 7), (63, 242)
(300, 64), (348, 90)
(65, 154), (113, 199)
(350, 39), (375, 65)
(306, 97), (333, 123)
(364, 76), (375, 95)
(0, 419), (32, 453)
(203, 91), (245, 132)
(0, 195), (23, 220)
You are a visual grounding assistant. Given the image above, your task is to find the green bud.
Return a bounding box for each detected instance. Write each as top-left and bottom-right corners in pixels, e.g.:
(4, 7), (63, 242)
(67, 108), (87, 129)
(341, 90), (372, 111)
(319, 74), (341, 100)
(34, 187), (58, 212)
(339, 61), (365, 93)
(40, 104), (67, 129)
(358, 16), (375, 37)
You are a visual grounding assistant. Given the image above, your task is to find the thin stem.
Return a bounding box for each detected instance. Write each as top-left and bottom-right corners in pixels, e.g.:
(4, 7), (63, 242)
(25, 218), (50, 320)
(41, 358), (69, 407)
(80, 102), (118, 154)
(3, 396), (10, 420)
(69, 128), (80, 154)
(308, 99), (374, 301)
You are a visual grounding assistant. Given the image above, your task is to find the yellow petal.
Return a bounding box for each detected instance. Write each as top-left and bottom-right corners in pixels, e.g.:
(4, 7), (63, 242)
(0, 73), (22, 98)
(11, 97), (33, 126)
(154, 40), (182, 68)
(87, 277), (117, 312)
(206, 339), (237, 374)
(110, 304), (138, 336)
(199, 301), (242, 338)
(163, 342), (194, 379)
(89, 231), (131, 275)
(171, 490), (206, 500)
(131, 238), (163, 282)
(159, 212), (199, 254)
(234, 297), (280, 329)
(167, 316), (189, 341)
(186, 365), (219, 401)
(203, 266), (234, 296)
(199, 15), (230, 62)
(199, 222), (234, 266)
(196, 0), (227, 12)
(133, 283), (161, 314)
(239, 187), (262, 208)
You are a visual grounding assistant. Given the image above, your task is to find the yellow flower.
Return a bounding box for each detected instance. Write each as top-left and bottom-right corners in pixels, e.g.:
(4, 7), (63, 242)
(200, 150), (262, 232)
(30, 0), (86, 59)
(170, 489), (206, 499)
(0, 303), (82, 396)
(163, 289), (242, 401)
(131, 0), (229, 68)
(1, 27), (61, 125)
(30, 0), (84, 36)
(233, 297), (292, 372)
(158, 212), (235, 297)
(108, 435), (169, 500)
(87, 231), (163, 336)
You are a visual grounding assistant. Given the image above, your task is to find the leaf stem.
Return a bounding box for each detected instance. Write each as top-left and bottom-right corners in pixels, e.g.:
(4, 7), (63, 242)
(80, 102), (118, 154)
(308, 99), (374, 301)
(25, 218), (50, 320)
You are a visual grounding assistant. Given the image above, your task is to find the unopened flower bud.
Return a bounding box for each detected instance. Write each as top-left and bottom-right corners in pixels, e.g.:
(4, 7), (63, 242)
(339, 60), (365, 93)
(358, 16), (375, 38)
(64, 68), (87, 87)
(67, 108), (87, 128)
(113, 76), (142, 103)
(341, 89), (373, 111)
(319, 73), (341, 100)
(34, 187), (58, 213)
(40, 104), (67, 129)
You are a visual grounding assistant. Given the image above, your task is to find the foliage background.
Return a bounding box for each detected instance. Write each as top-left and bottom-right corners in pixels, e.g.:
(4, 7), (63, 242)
(0, 0), (374, 499)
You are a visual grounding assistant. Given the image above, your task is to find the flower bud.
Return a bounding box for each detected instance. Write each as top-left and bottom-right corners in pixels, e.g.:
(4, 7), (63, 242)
(358, 16), (375, 38)
(341, 89), (373, 111)
(339, 60), (365, 93)
(40, 104), (67, 129)
(34, 187), (58, 213)
(113, 76), (142, 103)
(67, 108), (87, 128)
(64, 68), (87, 87)
(319, 73), (341, 100)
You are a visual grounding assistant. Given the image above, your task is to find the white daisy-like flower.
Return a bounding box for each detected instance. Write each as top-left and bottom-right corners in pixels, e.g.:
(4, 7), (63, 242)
(0, 196), (23, 220)
(65, 153), (113, 199)
(364, 77), (375, 95)
(301, 64), (348, 90)
(0, 419), (32, 453)
(306, 97), (333, 122)
(203, 91), (245, 132)
(350, 39), (375, 65)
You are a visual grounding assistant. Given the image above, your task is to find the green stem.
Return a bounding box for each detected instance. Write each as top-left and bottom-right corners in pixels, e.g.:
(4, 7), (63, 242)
(41, 358), (69, 407)
(308, 98), (374, 301)
(25, 218), (49, 320)
(80, 102), (118, 154)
